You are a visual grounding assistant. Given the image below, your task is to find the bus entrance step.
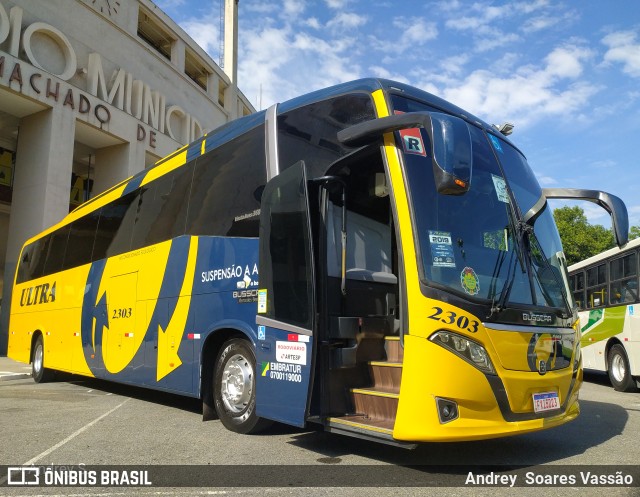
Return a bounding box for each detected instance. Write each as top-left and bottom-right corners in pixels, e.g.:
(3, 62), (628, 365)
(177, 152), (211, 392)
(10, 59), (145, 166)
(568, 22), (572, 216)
(350, 388), (399, 422)
(324, 416), (416, 449)
(368, 361), (402, 391)
(384, 336), (403, 362)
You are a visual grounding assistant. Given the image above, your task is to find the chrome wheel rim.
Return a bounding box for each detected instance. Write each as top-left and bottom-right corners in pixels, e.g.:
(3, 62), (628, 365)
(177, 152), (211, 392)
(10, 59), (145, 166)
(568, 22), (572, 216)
(221, 353), (253, 414)
(611, 353), (626, 383)
(34, 343), (43, 374)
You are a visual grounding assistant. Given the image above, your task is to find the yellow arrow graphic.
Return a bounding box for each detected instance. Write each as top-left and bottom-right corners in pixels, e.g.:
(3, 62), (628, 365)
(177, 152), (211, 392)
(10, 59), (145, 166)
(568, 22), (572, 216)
(157, 237), (199, 381)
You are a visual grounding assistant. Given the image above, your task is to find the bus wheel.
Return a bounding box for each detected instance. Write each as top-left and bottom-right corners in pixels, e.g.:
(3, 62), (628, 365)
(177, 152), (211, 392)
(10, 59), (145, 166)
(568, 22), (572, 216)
(607, 344), (638, 392)
(213, 338), (271, 434)
(32, 336), (54, 383)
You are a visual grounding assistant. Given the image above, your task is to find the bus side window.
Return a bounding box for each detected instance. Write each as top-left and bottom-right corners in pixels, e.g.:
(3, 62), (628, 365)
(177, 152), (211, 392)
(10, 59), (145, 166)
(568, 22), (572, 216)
(16, 243), (37, 284)
(93, 191), (139, 260)
(571, 271), (585, 310)
(609, 252), (638, 305)
(186, 125), (266, 238)
(44, 225), (70, 275)
(63, 212), (100, 269)
(586, 263), (606, 308)
(131, 165), (193, 250)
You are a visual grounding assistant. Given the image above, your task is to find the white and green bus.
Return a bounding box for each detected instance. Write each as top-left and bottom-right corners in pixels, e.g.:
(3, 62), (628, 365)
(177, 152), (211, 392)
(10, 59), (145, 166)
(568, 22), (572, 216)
(569, 238), (640, 392)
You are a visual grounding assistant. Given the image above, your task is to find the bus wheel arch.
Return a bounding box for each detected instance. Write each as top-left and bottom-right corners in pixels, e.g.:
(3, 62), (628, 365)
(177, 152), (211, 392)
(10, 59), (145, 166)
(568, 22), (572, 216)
(606, 341), (638, 392)
(208, 333), (272, 434)
(201, 328), (244, 421)
(30, 332), (54, 383)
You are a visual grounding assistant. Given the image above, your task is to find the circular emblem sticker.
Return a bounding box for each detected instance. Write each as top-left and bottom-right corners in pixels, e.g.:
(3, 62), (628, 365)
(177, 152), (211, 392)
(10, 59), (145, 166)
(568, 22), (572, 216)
(460, 267), (480, 296)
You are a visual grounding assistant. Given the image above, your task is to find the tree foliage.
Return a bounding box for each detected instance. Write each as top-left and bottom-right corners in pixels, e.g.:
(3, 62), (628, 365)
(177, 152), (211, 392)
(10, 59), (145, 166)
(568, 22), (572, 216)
(552, 206), (615, 266)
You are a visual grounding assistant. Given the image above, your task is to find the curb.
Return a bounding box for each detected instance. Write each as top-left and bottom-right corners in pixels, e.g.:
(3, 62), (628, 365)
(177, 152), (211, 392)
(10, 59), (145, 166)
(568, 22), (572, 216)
(0, 372), (31, 381)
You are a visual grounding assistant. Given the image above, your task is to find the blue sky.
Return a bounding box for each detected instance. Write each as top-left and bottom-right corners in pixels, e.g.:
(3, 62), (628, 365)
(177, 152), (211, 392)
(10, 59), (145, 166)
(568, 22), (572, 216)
(156, 0), (640, 229)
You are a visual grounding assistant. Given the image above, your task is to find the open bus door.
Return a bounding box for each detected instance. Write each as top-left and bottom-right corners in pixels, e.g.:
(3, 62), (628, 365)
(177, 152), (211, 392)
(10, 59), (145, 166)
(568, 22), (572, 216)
(255, 161), (317, 427)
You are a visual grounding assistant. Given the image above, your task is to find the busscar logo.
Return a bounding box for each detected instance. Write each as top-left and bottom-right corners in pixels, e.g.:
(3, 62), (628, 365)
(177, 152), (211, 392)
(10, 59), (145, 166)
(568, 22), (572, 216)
(522, 312), (552, 323)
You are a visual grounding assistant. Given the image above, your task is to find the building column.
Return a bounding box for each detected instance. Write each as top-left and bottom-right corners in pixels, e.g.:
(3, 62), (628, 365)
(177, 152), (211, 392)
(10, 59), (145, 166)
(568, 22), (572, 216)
(91, 141), (145, 197)
(0, 106), (75, 354)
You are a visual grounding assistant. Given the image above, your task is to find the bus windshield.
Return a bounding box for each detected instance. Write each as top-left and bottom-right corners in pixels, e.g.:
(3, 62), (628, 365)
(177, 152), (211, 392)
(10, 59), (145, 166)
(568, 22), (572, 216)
(400, 119), (571, 315)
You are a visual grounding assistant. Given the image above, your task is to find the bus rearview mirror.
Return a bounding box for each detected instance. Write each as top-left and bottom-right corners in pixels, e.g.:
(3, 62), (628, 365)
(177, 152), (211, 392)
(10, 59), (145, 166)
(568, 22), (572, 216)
(337, 111), (473, 195)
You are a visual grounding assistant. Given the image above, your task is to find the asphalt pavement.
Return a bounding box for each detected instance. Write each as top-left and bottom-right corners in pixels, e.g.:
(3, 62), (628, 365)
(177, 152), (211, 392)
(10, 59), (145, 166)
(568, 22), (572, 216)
(0, 356), (31, 382)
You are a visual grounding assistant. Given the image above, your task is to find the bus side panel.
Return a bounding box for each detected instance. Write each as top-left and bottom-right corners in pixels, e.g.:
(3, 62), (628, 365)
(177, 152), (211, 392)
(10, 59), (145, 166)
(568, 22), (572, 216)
(580, 306), (627, 372)
(9, 235), (261, 398)
(191, 235), (260, 343)
(624, 304), (640, 377)
(9, 265), (93, 377)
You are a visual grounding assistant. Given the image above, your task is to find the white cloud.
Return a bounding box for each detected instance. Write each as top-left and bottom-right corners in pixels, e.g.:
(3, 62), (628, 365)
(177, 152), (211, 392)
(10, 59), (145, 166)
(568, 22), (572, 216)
(439, 54), (471, 76)
(474, 32), (520, 52)
(325, 0), (354, 8)
(369, 17), (438, 55)
(368, 66), (410, 83)
(445, 3), (510, 32)
(304, 17), (322, 30)
(516, 0), (550, 14)
(180, 16), (220, 57)
(238, 22), (363, 109)
(545, 45), (590, 78)
(326, 12), (368, 32)
(283, 0), (306, 19)
(521, 15), (560, 33)
(535, 174), (557, 186)
(430, 43), (598, 127)
(602, 30), (640, 77)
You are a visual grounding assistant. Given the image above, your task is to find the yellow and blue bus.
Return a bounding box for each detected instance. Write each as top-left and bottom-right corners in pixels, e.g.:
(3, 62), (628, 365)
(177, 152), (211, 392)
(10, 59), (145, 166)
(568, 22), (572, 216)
(569, 237), (640, 392)
(8, 79), (629, 445)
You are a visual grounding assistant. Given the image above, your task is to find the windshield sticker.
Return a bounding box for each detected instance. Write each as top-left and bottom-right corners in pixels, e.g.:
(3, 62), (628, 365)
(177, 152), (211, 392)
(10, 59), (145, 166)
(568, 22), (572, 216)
(491, 174), (510, 203)
(489, 134), (503, 153)
(429, 231), (456, 268)
(400, 128), (427, 157)
(461, 267), (480, 296)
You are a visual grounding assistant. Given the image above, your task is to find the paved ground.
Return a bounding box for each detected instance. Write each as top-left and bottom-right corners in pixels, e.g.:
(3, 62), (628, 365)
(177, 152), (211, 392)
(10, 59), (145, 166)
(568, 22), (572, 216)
(0, 357), (31, 382)
(1, 356), (639, 496)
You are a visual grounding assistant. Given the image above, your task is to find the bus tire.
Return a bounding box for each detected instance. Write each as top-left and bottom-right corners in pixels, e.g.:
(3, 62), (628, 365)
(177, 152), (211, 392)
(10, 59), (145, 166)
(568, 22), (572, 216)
(32, 335), (55, 383)
(607, 344), (638, 392)
(213, 338), (272, 434)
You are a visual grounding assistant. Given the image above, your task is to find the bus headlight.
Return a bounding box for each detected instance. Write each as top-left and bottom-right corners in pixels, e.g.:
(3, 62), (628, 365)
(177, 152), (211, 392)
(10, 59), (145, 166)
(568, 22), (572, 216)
(574, 341), (581, 372)
(430, 331), (496, 375)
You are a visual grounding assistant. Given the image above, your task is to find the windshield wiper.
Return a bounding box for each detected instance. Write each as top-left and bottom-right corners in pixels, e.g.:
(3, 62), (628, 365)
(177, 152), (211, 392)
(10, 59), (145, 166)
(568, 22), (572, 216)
(525, 226), (573, 318)
(487, 209), (527, 318)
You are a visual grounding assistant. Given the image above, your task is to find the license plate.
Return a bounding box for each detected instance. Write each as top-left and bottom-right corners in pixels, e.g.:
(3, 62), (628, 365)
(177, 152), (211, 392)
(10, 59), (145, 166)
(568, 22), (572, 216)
(532, 391), (560, 413)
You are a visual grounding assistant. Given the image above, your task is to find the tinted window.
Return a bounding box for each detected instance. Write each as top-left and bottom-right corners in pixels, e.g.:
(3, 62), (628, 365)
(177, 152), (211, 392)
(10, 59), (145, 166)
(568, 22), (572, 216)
(16, 244), (36, 284)
(28, 237), (50, 281)
(64, 211), (100, 269)
(16, 239), (45, 284)
(131, 165), (193, 250)
(277, 94), (375, 178)
(186, 125), (265, 237)
(43, 225), (70, 275)
(609, 252), (638, 305)
(93, 191), (138, 260)
(258, 162), (313, 329)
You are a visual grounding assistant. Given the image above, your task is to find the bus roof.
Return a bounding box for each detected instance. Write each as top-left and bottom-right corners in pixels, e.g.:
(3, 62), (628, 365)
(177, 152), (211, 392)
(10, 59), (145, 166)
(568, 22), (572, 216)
(24, 78), (517, 246)
(568, 237), (640, 272)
